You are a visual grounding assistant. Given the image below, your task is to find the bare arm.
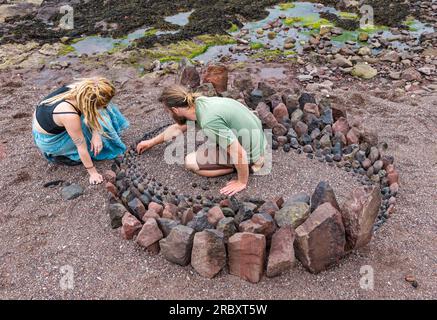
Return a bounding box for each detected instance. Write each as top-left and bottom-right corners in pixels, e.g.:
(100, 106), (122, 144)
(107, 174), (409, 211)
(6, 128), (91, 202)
(62, 115), (103, 184)
(137, 123), (187, 154)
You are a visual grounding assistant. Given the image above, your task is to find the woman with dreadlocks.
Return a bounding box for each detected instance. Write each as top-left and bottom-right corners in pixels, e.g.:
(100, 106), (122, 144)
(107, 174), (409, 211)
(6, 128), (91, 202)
(32, 77), (129, 185)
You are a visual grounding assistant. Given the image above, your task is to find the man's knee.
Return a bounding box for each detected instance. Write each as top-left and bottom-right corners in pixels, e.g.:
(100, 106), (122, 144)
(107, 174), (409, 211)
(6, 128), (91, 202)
(185, 152), (199, 172)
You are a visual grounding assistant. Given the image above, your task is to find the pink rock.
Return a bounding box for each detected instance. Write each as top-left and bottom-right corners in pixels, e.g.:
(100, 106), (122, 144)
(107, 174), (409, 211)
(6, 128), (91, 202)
(120, 212), (142, 240)
(207, 206), (225, 227)
(341, 186), (381, 251)
(239, 213), (276, 238)
(361, 158), (372, 170)
(258, 200), (279, 216)
(181, 208), (194, 225)
(266, 226), (295, 277)
(294, 121), (308, 137)
(191, 230), (226, 279)
(148, 202), (163, 216)
(142, 209), (161, 222)
(103, 170), (116, 184)
(203, 64), (228, 93)
(273, 103), (289, 123)
(136, 218), (163, 248)
(333, 117), (350, 136)
(346, 128), (360, 145)
(228, 232), (266, 283)
(387, 168), (399, 185)
(295, 203), (345, 273)
(162, 203), (178, 220)
(106, 182), (118, 197)
(389, 182), (399, 195)
(303, 103), (320, 117)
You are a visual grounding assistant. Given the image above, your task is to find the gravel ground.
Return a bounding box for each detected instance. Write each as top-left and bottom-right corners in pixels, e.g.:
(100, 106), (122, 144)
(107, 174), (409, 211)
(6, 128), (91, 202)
(0, 63), (436, 300)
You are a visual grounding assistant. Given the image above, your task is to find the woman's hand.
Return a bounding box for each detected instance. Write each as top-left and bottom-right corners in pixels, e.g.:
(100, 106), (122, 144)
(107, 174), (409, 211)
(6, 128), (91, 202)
(137, 139), (154, 154)
(90, 132), (103, 157)
(89, 171), (103, 185)
(220, 180), (247, 196)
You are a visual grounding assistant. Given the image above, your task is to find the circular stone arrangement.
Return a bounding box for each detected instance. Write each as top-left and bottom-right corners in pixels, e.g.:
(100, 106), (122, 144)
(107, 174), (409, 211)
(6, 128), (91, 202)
(105, 88), (400, 282)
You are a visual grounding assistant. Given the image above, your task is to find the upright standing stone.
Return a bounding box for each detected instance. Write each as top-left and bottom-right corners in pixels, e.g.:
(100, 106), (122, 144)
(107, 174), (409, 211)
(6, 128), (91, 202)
(136, 218), (163, 249)
(341, 186), (381, 251)
(267, 226), (295, 277)
(191, 230), (226, 279)
(295, 203), (346, 273)
(310, 181), (340, 212)
(228, 232), (266, 283)
(159, 225), (195, 266)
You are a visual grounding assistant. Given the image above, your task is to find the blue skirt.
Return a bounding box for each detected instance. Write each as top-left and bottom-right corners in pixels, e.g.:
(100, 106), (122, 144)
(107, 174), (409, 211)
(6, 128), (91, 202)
(33, 103), (129, 162)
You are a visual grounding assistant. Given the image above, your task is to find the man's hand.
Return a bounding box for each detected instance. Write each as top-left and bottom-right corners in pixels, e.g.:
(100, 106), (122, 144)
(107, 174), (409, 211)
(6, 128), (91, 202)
(137, 139), (154, 154)
(220, 180), (247, 196)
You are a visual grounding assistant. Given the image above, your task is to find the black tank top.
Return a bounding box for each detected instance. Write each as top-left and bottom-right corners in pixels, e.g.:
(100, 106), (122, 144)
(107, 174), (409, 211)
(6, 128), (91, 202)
(35, 86), (81, 134)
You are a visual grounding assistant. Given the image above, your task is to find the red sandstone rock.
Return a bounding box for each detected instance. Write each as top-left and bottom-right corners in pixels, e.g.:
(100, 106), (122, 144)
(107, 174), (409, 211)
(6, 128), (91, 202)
(341, 186), (381, 251)
(146, 242), (160, 255)
(219, 198), (231, 208)
(203, 64), (228, 93)
(387, 169), (399, 185)
(266, 226), (295, 277)
(136, 218), (163, 249)
(346, 127), (360, 145)
(180, 66), (201, 89)
(148, 202), (163, 216)
(191, 229), (226, 279)
(228, 232), (266, 283)
(273, 196), (284, 208)
(181, 208), (194, 225)
(389, 182), (399, 195)
(303, 103), (320, 117)
(273, 103), (289, 123)
(294, 121), (308, 137)
(258, 200), (279, 216)
(333, 117), (350, 136)
(120, 212), (142, 240)
(162, 203), (178, 220)
(103, 170), (116, 184)
(106, 182), (118, 197)
(207, 206), (225, 227)
(239, 213), (276, 238)
(294, 203), (346, 274)
(142, 209), (161, 222)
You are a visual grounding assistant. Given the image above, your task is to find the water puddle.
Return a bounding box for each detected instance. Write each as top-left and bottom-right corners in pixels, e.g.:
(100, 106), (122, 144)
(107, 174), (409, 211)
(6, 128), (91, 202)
(164, 10), (194, 27)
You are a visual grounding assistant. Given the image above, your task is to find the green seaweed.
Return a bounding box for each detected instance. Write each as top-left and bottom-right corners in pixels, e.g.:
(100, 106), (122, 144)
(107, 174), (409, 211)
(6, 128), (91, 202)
(338, 12), (359, 20)
(278, 2), (296, 10)
(251, 48), (294, 62)
(228, 23), (239, 33)
(58, 44), (75, 56)
(144, 28), (158, 37)
(331, 31), (358, 43)
(143, 34), (236, 63)
(300, 16), (334, 30)
(250, 42), (264, 50)
(283, 17), (302, 26)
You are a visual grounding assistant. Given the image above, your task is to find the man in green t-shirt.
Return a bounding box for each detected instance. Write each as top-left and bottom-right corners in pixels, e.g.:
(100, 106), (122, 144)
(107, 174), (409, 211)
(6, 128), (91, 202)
(137, 85), (266, 196)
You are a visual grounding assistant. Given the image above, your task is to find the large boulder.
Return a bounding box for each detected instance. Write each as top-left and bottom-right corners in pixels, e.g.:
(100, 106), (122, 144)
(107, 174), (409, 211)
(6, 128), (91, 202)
(159, 225), (195, 266)
(341, 186), (381, 251)
(191, 230), (226, 279)
(228, 232), (266, 283)
(266, 226), (295, 277)
(295, 203), (346, 273)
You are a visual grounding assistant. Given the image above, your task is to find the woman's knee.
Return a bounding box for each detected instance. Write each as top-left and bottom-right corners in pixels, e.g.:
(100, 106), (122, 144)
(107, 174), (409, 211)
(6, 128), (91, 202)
(185, 152), (199, 172)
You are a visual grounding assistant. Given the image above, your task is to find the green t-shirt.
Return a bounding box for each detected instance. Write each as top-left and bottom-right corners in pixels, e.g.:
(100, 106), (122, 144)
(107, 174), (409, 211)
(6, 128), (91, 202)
(195, 96), (266, 163)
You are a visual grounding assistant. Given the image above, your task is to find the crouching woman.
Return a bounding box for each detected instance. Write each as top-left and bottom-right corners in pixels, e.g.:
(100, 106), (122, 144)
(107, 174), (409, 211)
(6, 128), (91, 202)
(32, 77), (129, 185)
